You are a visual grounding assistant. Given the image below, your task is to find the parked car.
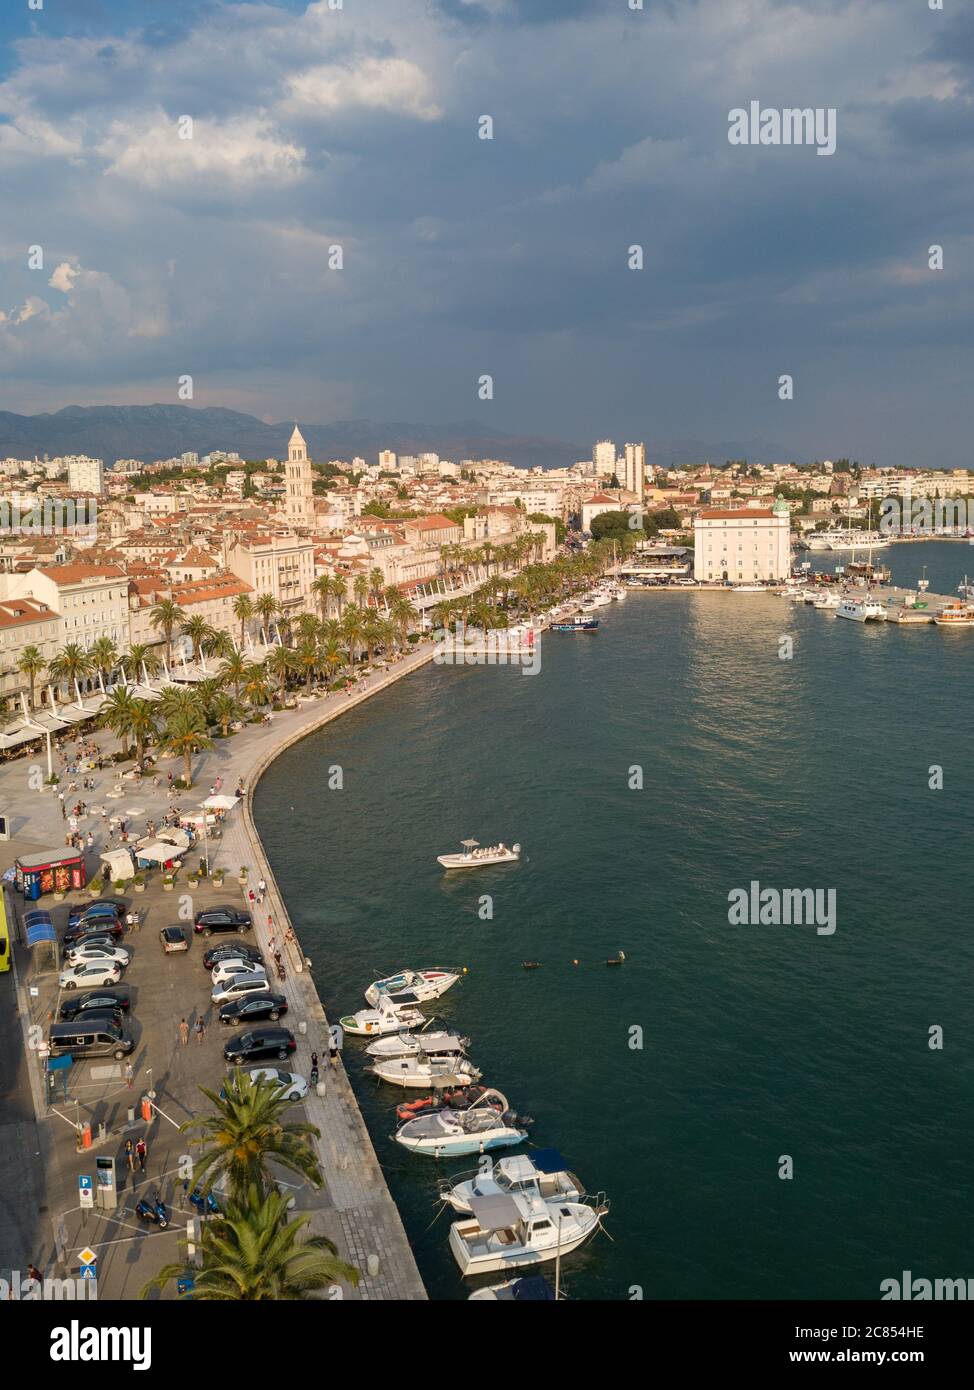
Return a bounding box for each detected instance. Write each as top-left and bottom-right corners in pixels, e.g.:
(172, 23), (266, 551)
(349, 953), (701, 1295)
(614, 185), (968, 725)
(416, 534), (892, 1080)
(63, 917), (125, 948)
(159, 926), (189, 954)
(203, 941), (263, 971)
(218, 992), (288, 1026)
(59, 961), (122, 990)
(48, 1019), (133, 1061)
(248, 1068), (308, 1101)
(193, 906), (252, 936)
(64, 943), (131, 968)
(59, 989), (130, 1020)
(223, 1027), (296, 1065)
(210, 957), (267, 987)
(211, 973), (270, 1005)
(67, 899), (127, 928)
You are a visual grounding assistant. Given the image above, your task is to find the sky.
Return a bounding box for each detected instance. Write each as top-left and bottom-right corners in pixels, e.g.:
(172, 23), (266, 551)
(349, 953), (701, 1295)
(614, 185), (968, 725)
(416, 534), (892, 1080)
(0, 0), (971, 466)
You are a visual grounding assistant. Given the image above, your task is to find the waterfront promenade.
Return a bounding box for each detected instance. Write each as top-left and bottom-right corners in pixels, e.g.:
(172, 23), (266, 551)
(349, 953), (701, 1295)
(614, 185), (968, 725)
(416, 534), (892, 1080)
(0, 642), (437, 1300)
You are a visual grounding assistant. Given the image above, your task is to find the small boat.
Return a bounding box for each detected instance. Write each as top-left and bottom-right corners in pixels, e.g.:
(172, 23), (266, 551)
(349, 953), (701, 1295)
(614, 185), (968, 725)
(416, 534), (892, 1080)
(606, 952), (626, 966)
(437, 840), (521, 870)
(935, 602), (974, 627)
(365, 1027), (469, 1059)
(340, 994), (427, 1037)
(468, 1275), (556, 1301)
(395, 1083), (496, 1124)
(727, 583), (765, 592)
(811, 591), (842, 609)
(439, 1148), (586, 1214)
(550, 616), (599, 633)
(836, 598), (887, 622)
(448, 1192), (608, 1276)
(957, 574), (974, 599)
(364, 969), (461, 1008)
(371, 1052), (482, 1089)
(522, 960), (542, 970)
(394, 1088), (531, 1157)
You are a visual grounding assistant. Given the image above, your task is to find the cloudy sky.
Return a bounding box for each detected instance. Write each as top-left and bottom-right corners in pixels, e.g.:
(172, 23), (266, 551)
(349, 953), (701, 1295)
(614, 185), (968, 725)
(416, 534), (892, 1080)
(0, 0), (971, 465)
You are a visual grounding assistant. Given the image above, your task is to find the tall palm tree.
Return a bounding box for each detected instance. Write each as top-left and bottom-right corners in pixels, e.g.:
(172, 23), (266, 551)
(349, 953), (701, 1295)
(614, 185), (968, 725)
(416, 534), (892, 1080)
(310, 574), (332, 625)
(254, 594), (280, 640)
(203, 628), (234, 664)
(265, 646), (293, 704)
(362, 614), (383, 665)
(341, 608), (364, 666)
(292, 639), (320, 694)
(352, 574), (369, 610)
(294, 612), (320, 644)
(88, 636), (119, 690)
(16, 645), (45, 710)
(232, 593), (254, 649)
(158, 684), (203, 725)
(99, 686), (138, 759)
(328, 574), (347, 618)
(122, 644), (160, 686)
(368, 567), (385, 603)
(321, 639), (345, 685)
(162, 709), (214, 787)
(182, 614), (214, 664)
(194, 677), (225, 725)
(240, 664), (272, 710)
(149, 599), (185, 669)
(129, 698), (159, 766)
(142, 1183), (359, 1302)
(48, 643), (93, 700)
(221, 650), (248, 698)
(212, 691), (245, 737)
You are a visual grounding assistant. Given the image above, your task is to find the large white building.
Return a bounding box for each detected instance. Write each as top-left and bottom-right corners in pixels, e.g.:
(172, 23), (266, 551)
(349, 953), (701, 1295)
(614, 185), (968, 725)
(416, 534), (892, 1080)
(622, 442), (645, 502)
(593, 440), (617, 479)
(66, 456), (105, 495)
(694, 500), (792, 582)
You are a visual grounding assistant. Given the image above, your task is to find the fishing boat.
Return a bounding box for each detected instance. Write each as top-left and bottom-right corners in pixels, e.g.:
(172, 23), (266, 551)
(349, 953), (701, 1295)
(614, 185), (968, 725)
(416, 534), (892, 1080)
(448, 1191), (608, 1276)
(437, 839), (521, 870)
(468, 1275), (556, 1301)
(835, 598), (887, 622)
(371, 1052), (482, 1088)
(934, 602), (974, 628)
(550, 615), (599, 633)
(340, 994), (427, 1037)
(364, 968), (461, 1008)
(438, 1149), (585, 1214)
(365, 1026), (469, 1059)
(394, 1088), (531, 1157)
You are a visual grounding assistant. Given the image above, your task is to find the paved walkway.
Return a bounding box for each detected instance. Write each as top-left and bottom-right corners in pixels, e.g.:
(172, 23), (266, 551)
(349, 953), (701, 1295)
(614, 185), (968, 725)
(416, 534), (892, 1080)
(0, 643), (438, 1301)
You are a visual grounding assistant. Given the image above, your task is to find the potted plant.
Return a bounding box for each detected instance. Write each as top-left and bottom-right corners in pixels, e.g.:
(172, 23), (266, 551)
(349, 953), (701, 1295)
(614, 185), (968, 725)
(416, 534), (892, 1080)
(162, 873), (175, 892)
(87, 877), (104, 899)
(212, 868), (225, 887)
(53, 888), (66, 902)
(238, 865), (249, 885)
(132, 873), (146, 894)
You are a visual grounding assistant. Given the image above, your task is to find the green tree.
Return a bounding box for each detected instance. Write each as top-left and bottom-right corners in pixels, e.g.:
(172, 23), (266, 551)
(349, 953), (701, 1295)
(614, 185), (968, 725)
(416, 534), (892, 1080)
(162, 708), (214, 787)
(99, 686), (138, 759)
(48, 643), (93, 698)
(232, 593), (254, 649)
(149, 599), (185, 669)
(16, 645), (45, 710)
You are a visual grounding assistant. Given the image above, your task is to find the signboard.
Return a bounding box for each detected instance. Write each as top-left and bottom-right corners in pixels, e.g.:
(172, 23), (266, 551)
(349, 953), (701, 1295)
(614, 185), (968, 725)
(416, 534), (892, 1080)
(78, 1246), (97, 1282)
(79, 1175), (93, 1210)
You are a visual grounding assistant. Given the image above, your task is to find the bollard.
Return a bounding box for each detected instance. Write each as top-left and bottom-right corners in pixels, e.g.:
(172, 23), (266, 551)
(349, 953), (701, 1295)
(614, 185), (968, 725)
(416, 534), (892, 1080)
(316, 1080), (326, 1098)
(367, 1254), (380, 1277)
(297, 1020), (307, 1036)
(80, 1122), (92, 1149)
(140, 1095), (152, 1123)
(127, 1107), (135, 1124)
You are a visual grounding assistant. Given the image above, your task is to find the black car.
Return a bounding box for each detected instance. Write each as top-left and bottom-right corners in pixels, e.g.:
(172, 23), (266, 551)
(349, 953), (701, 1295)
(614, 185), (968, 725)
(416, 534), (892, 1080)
(67, 898), (127, 928)
(59, 989), (131, 1020)
(203, 941), (264, 971)
(223, 1026), (296, 1064)
(63, 917), (125, 948)
(218, 992), (288, 1026)
(194, 906), (252, 936)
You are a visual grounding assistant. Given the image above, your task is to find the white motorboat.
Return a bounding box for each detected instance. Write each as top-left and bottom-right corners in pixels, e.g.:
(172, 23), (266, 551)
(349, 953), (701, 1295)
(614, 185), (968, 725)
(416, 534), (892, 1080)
(811, 591), (843, 609)
(365, 968), (461, 1008)
(580, 590), (611, 610)
(365, 1026), (469, 1059)
(394, 1088), (531, 1157)
(807, 529), (890, 551)
(448, 1191), (608, 1276)
(728, 583), (765, 592)
(836, 598), (887, 622)
(340, 994), (427, 1037)
(468, 1275), (556, 1301)
(437, 840), (521, 870)
(371, 1052), (482, 1088)
(439, 1148), (585, 1214)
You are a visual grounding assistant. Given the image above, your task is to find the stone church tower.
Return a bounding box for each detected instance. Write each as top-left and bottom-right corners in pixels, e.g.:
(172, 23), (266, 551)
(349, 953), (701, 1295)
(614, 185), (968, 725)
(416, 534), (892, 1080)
(284, 424), (315, 529)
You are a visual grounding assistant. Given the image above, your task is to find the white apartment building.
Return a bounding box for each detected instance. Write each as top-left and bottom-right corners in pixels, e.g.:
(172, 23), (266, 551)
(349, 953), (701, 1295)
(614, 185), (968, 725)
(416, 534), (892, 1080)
(66, 456), (105, 495)
(226, 533), (316, 617)
(379, 450), (397, 470)
(622, 443), (646, 502)
(593, 440), (617, 478)
(2, 563), (130, 651)
(694, 501), (792, 582)
(0, 596), (62, 709)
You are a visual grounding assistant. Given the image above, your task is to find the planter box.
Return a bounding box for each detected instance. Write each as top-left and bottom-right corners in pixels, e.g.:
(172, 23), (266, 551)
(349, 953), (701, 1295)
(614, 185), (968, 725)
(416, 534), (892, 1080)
(133, 882), (146, 894)
(162, 880), (174, 892)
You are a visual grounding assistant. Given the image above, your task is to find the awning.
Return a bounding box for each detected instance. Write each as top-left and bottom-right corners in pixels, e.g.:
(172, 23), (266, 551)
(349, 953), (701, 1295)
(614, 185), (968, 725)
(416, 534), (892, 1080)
(201, 794), (238, 811)
(24, 912), (56, 948)
(467, 1193), (523, 1231)
(156, 828), (191, 849)
(100, 849), (136, 881)
(0, 727), (45, 749)
(137, 840), (188, 865)
(531, 1148), (569, 1175)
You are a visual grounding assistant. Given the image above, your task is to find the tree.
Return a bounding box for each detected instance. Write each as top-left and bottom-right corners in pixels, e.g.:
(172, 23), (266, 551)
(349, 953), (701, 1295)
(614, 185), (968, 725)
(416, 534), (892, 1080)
(265, 645), (294, 704)
(48, 643), (93, 698)
(254, 594), (280, 638)
(99, 687), (138, 759)
(232, 593), (254, 649)
(590, 510), (636, 541)
(341, 608), (364, 664)
(162, 709), (214, 787)
(292, 639), (320, 693)
(241, 663), (272, 710)
(221, 650), (248, 698)
(129, 699), (159, 766)
(88, 636), (119, 688)
(122, 644), (160, 685)
(212, 691), (245, 737)
(16, 645), (45, 710)
(321, 639), (345, 684)
(353, 574), (369, 610)
(182, 614), (215, 664)
(149, 599), (185, 669)
(142, 1183), (359, 1302)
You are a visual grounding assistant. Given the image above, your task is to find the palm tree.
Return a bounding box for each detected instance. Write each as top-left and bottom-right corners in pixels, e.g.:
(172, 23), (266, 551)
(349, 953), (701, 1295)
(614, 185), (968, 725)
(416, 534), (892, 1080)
(162, 709), (214, 787)
(368, 567), (385, 603)
(310, 575), (333, 624)
(203, 628), (234, 664)
(341, 608), (364, 665)
(292, 639), (320, 694)
(158, 684), (203, 725)
(352, 574), (369, 610)
(182, 1072), (322, 1202)
(328, 574), (347, 618)
(294, 612), (320, 644)
(48, 643), (93, 699)
(194, 677), (225, 725)
(321, 639), (345, 685)
(16, 645), (45, 710)
(122, 644), (160, 686)
(149, 599), (185, 669)
(182, 614), (214, 664)
(99, 686), (138, 759)
(88, 636), (119, 689)
(212, 691), (245, 737)
(142, 1183), (359, 1302)
(254, 594), (280, 640)
(221, 650), (248, 698)
(362, 614), (383, 665)
(129, 699), (159, 766)
(232, 593), (254, 649)
(265, 646), (293, 704)
(240, 664), (272, 710)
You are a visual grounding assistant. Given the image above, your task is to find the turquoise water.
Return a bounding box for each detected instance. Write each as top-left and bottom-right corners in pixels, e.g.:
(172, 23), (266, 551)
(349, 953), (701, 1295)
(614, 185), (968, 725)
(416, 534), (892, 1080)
(255, 541), (974, 1300)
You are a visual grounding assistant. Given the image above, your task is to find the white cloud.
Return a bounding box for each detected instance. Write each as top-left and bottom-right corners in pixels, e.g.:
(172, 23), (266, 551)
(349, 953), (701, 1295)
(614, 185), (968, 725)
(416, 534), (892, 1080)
(97, 112), (305, 190)
(285, 58), (442, 122)
(49, 262), (80, 294)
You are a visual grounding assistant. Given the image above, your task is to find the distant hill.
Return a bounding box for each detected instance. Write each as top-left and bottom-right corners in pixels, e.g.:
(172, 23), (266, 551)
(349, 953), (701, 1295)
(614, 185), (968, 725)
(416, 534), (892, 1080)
(0, 404), (804, 471)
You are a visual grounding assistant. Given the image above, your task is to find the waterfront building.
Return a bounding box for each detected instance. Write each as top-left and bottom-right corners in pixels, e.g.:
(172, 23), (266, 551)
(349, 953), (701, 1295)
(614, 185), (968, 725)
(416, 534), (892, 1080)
(694, 499), (791, 582)
(0, 596), (62, 709)
(1, 563), (130, 651)
(226, 532), (316, 619)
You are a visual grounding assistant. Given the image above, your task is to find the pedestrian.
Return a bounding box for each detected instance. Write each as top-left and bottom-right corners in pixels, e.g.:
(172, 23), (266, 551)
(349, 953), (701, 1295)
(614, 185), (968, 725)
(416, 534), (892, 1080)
(135, 1137), (147, 1172)
(329, 1036), (339, 1065)
(179, 1017), (190, 1046)
(194, 1017), (205, 1045)
(60, 800), (66, 820)
(125, 1139), (135, 1172)
(310, 1050), (318, 1072)
(26, 1264), (42, 1285)
(124, 1061), (134, 1090)
(258, 877), (266, 903)
(87, 831), (94, 850)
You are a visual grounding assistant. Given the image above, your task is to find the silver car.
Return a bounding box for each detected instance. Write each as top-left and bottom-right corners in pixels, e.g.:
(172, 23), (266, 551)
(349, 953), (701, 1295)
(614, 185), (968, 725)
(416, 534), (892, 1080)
(211, 972), (271, 1005)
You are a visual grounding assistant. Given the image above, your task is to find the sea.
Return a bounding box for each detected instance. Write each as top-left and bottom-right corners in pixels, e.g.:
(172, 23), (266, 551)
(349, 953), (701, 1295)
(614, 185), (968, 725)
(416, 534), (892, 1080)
(254, 540), (974, 1300)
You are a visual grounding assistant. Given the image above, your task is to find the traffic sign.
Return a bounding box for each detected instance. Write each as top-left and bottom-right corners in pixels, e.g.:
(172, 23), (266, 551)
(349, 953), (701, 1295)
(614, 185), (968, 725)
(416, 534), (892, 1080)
(80, 1266), (97, 1281)
(78, 1176), (93, 1209)
(78, 1246), (97, 1268)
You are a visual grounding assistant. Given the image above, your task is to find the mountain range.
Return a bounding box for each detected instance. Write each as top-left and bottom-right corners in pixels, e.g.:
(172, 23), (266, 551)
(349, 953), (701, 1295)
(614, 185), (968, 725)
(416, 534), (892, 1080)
(0, 404), (804, 472)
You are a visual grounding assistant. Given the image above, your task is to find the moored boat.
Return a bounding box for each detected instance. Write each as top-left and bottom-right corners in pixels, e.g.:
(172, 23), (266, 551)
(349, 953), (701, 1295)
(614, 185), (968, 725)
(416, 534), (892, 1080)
(340, 994), (427, 1037)
(448, 1191), (608, 1276)
(550, 615), (599, 632)
(393, 1088), (531, 1157)
(365, 968), (461, 1008)
(835, 598), (887, 622)
(437, 839), (521, 870)
(934, 602), (974, 628)
(365, 1026), (469, 1059)
(438, 1148), (585, 1214)
(468, 1275), (557, 1301)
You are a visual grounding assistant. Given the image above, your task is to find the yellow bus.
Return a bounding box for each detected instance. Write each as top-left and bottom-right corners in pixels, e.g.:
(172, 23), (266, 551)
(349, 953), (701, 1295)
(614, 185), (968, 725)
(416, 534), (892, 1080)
(0, 888), (10, 973)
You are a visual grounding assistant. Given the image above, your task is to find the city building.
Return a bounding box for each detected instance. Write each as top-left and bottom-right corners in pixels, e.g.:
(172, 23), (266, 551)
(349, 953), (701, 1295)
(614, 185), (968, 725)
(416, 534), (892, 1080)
(66, 456), (105, 496)
(622, 443), (646, 502)
(593, 440), (617, 479)
(284, 425), (315, 530)
(693, 499), (792, 582)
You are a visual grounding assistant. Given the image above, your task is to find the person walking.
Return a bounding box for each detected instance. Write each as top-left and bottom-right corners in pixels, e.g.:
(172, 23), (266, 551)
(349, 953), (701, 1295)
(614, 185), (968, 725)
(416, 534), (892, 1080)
(135, 1137), (147, 1172)
(125, 1139), (135, 1172)
(258, 877), (267, 903)
(194, 1017), (206, 1045)
(179, 1018), (190, 1046)
(124, 1061), (134, 1090)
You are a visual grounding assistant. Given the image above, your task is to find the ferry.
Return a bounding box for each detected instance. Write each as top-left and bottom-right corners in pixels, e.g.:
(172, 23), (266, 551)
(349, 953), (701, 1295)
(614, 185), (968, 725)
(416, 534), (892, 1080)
(835, 598), (888, 622)
(806, 529), (890, 551)
(934, 602), (974, 628)
(550, 615), (599, 633)
(437, 840), (521, 870)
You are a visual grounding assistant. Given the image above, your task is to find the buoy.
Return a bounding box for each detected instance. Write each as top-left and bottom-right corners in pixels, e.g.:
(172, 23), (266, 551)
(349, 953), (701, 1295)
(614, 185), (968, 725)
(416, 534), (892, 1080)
(572, 959), (579, 966)
(462, 966), (469, 974)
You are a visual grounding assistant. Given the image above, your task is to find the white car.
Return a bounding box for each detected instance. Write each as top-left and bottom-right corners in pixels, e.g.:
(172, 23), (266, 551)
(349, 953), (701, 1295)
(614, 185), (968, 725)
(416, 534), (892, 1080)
(65, 943), (131, 968)
(211, 972), (270, 1005)
(248, 1068), (308, 1101)
(60, 961), (122, 990)
(210, 957), (267, 987)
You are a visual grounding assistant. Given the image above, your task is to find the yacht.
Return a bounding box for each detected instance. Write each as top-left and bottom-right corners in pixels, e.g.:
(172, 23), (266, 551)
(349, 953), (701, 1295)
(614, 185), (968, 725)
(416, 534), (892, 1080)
(448, 1191), (608, 1276)
(394, 1088), (531, 1157)
(835, 597), (888, 622)
(934, 602), (974, 628)
(340, 995), (427, 1038)
(439, 1149), (585, 1215)
(371, 1052), (482, 1088)
(365, 968), (461, 1008)
(727, 583), (765, 592)
(437, 840), (521, 870)
(580, 590), (612, 610)
(807, 529), (890, 551)
(957, 575), (974, 599)
(365, 1027), (469, 1059)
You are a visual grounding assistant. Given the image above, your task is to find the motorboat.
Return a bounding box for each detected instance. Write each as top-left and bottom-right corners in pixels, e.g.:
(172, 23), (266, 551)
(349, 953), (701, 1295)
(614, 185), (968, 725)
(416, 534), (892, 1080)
(934, 602), (974, 627)
(371, 1052), (482, 1088)
(365, 1026), (469, 1059)
(448, 1191), (608, 1276)
(727, 583), (765, 592)
(835, 598), (887, 622)
(340, 994), (427, 1037)
(395, 1083), (495, 1124)
(439, 1148), (585, 1214)
(394, 1088), (532, 1157)
(437, 840), (521, 870)
(550, 615), (599, 632)
(468, 1275), (556, 1301)
(365, 968), (461, 1008)
(811, 591), (843, 609)
(579, 590), (611, 610)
